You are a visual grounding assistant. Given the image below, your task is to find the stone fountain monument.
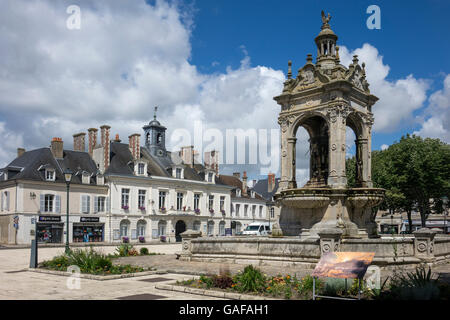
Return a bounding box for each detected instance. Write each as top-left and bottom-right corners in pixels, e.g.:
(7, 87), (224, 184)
(273, 11), (384, 239)
(180, 12), (450, 268)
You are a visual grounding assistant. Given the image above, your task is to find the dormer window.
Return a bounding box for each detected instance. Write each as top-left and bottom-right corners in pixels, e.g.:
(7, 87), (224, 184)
(96, 174), (104, 185)
(236, 189), (241, 197)
(205, 170), (215, 183)
(135, 162), (147, 176)
(45, 169), (55, 181)
(82, 171), (91, 184)
(251, 190), (255, 198)
(172, 166), (184, 179)
(138, 163), (145, 175)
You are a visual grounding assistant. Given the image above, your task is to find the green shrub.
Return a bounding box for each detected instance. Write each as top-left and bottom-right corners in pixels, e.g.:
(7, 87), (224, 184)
(139, 247), (149, 255)
(386, 266), (441, 300)
(115, 243), (134, 257)
(234, 265), (266, 293)
(40, 247), (144, 275)
(322, 278), (347, 296)
(199, 275), (213, 289)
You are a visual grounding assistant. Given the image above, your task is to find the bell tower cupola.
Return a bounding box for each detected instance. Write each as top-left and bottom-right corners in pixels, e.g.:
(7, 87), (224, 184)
(315, 11), (338, 69)
(143, 106), (167, 157)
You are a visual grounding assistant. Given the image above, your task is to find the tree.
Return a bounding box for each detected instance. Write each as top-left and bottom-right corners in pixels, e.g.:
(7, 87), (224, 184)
(346, 134), (450, 231)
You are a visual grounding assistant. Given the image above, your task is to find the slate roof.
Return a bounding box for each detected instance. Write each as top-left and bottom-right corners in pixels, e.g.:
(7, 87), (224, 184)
(216, 174), (265, 200)
(253, 177), (281, 201)
(106, 142), (226, 185)
(0, 148), (100, 185)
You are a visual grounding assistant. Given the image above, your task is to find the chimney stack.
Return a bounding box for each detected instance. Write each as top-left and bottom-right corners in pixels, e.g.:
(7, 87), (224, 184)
(128, 133), (141, 160)
(73, 132), (86, 152)
(233, 172), (240, 179)
(100, 125), (111, 170)
(268, 172), (275, 193)
(242, 171), (248, 195)
(204, 150), (219, 174)
(17, 148), (25, 158)
(88, 128), (98, 157)
(181, 146), (194, 167)
(114, 134), (121, 143)
(50, 137), (64, 159)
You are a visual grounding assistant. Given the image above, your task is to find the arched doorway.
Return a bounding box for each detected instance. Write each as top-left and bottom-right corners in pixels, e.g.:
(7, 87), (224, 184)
(175, 220), (186, 242)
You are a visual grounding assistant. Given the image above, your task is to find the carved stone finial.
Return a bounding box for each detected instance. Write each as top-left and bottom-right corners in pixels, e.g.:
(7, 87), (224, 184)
(352, 55), (359, 65)
(321, 10), (332, 28)
(335, 46), (340, 62)
(306, 54), (313, 63)
(287, 60), (292, 79)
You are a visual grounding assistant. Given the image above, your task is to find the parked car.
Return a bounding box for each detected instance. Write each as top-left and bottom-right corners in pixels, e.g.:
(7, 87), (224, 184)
(242, 222), (271, 236)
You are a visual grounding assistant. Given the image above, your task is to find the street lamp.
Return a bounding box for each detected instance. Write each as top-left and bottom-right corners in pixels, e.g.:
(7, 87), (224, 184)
(64, 168), (73, 254)
(441, 196), (448, 234)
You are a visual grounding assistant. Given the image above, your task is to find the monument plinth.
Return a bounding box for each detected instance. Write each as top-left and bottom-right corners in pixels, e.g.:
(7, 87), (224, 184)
(274, 11), (384, 238)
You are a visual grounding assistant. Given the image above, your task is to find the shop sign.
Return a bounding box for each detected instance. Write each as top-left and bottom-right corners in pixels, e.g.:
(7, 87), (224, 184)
(80, 217), (100, 223)
(39, 216), (61, 222)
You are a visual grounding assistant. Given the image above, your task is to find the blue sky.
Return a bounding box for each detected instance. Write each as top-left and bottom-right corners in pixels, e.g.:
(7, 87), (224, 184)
(0, 0), (448, 182)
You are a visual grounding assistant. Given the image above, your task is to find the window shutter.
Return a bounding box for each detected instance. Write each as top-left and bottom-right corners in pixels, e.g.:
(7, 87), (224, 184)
(5, 191), (9, 211)
(93, 196), (98, 213)
(106, 197), (110, 212)
(55, 195), (61, 213)
(81, 195), (86, 213)
(40, 194), (45, 212)
(86, 195), (90, 213)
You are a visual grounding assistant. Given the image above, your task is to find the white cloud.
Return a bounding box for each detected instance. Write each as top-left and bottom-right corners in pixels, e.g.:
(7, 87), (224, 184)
(414, 74), (450, 143)
(339, 44), (430, 132)
(381, 144), (389, 150)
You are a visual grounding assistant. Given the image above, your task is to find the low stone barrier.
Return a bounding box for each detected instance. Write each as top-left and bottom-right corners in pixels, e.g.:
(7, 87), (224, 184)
(182, 228), (450, 268)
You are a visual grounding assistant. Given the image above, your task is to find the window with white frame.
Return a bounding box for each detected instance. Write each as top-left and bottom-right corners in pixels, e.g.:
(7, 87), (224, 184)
(252, 205), (256, 217)
(220, 196), (225, 212)
(40, 194), (60, 213)
(208, 195), (214, 211)
(259, 206), (263, 218)
(176, 168), (182, 179)
(208, 172), (214, 182)
(82, 172), (90, 184)
(244, 204), (248, 217)
(193, 220), (201, 231)
(138, 190), (146, 209)
(235, 204), (240, 217)
(94, 196), (106, 213)
(158, 220), (167, 236)
(1, 191), (10, 211)
(236, 189), (241, 197)
(138, 163), (146, 175)
(45, 169), (55, 181)
(207, 221), (214, 236)
(159, 191), (166, 209)
(121, 189), (130, 209)
(45, 194), (55, 212)
(194, 193), (200, 211)
(176, 192), (184, 210)
(270, 207), (275, 219)
(137, 220), (146, 237)
(120, 220), (130, 237)
(219, 221), (225, 236)
(81, 195), (91, 213)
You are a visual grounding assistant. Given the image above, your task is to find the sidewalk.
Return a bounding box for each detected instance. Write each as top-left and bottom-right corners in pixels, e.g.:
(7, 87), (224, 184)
(0, 241), (178, 250)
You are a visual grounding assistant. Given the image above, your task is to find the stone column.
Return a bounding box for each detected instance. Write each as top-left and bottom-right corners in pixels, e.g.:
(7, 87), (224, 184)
(279, 118), (290, 190)
(413, 228), (436, 262)
(179, 229), (202, 261)
(287, 137), (297, 189)
(318, 229), (343, 256)
(327, 108), (347, 188)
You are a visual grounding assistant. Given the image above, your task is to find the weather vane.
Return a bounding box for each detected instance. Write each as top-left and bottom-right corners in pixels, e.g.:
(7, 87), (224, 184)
(154, 106), (158, 120)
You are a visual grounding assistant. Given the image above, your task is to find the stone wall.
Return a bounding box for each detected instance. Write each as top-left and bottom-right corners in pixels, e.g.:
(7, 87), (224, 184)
(182, 228), (450, 268)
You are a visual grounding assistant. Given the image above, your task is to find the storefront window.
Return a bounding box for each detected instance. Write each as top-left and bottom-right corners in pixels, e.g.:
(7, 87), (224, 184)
(73, 225), (104, 242)
(37, 223), (63, 243)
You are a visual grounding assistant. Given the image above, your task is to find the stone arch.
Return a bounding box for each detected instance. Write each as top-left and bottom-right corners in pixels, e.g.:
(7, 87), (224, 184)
(287, 113), (330, 188)
(175, 220), (186, 242)
(346, 112), (372, 187)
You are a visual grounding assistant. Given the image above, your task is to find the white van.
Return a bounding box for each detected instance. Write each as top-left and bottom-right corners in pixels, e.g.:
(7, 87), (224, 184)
(242, 222), (271, 236)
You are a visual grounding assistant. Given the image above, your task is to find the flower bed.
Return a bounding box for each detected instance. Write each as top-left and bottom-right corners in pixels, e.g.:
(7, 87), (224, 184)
(176, 265), (450, 300)
(40, 247), (146, 275)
